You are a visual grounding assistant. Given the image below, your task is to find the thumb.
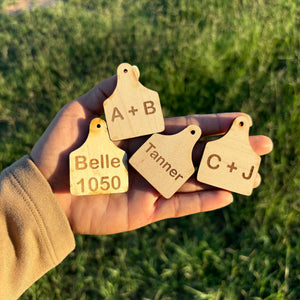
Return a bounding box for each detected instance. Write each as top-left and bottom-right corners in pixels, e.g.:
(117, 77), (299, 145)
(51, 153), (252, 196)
(77, 75), (117, 115)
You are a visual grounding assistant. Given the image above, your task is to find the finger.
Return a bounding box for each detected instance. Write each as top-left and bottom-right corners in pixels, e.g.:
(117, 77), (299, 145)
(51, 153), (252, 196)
(179, 172), (261, 193)
(77, 75), (117, 115)
(164, 112), (251, 137)
(177, 177), (215, 192)
(152, 190), (233, 222)
(253, 173), (261, 188)
(249, 135), (273, 156)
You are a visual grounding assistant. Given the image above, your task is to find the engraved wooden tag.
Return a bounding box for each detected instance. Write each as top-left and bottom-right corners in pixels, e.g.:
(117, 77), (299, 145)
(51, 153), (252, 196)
(69, 118), (128, 195)
(197, 116), (261, 195)
(103, 63), (165, 141)
(129, 125), (201, 199)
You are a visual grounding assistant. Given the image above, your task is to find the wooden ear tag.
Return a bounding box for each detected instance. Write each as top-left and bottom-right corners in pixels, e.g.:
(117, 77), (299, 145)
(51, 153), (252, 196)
(197, 116), (261, 196)
(103, 63), (165, 141)
(129, 125), (201, 199)
(69, 118), (128, 195)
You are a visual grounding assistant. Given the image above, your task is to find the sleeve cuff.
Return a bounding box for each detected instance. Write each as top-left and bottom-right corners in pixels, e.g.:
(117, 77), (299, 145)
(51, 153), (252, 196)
(5, 155), (75, 264)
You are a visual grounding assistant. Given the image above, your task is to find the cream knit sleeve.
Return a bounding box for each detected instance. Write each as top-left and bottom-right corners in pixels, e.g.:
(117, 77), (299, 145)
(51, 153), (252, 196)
(0, 155), (75, 299)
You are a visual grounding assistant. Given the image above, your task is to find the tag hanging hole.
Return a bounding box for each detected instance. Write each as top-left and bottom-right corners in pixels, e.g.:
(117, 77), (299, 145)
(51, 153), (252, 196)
(239, 122), (244, 127)
(124, 69), (128, 73)
(97, 124), (101, 128)
(191, 130), (196, 135)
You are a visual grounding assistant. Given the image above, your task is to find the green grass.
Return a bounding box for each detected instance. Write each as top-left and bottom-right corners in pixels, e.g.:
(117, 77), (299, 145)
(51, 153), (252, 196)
(0, 0), (299, 299)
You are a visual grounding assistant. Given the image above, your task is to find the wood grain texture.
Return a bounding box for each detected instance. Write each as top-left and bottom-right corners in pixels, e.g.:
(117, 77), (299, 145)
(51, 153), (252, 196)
(197, 116), (261, 195)
(103, 63), (165, 141)
(129, 125), (201, 199)
(70, 118), (128, 195)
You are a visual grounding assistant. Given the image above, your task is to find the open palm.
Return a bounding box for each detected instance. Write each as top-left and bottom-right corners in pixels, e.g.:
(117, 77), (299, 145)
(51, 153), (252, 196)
(30, 75), (273, 235)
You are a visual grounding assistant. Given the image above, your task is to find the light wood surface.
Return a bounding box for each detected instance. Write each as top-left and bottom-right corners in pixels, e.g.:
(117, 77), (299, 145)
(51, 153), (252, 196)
(197, 116), (261, 195)
(103, 63), (165, 141)
(129, 125), (201, 199)
(69, 118), (128, 195)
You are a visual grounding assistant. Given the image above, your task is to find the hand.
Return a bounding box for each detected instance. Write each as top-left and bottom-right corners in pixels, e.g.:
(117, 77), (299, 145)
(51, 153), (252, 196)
(30, 75), (273, 235)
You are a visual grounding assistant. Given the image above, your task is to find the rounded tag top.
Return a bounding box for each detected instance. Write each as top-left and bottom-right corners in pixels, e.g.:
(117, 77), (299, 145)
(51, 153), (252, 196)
(231, 115), (253, 129)
(225, 115), (253, 146)
(117, 63), (140, 83)
(185, 124), (202, 141)
(89, 118), (107, 133)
